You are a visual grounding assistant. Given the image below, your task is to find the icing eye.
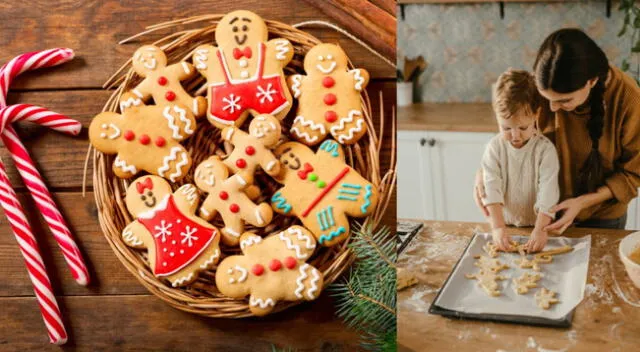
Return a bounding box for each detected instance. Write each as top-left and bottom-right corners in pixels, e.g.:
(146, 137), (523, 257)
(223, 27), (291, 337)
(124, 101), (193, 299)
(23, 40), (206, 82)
(147, 191), (153, 197)
(318, 56), (324, 61)
(283, 160), (288, 165)
(327, 54), (333, 60)
(242, 25), (248, 31)
(232, 26), (238, 32)
(140, 195), (146, 201)
(289, 153), (295, 158)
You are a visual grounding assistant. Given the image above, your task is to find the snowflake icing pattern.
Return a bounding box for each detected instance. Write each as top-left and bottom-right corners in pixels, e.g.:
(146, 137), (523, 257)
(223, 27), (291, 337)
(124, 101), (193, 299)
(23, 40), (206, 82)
(180, 226), (199, 247)
(154, 220), (173, 242)
(256, 83), (277, 104)
(222, 94), (241, 113)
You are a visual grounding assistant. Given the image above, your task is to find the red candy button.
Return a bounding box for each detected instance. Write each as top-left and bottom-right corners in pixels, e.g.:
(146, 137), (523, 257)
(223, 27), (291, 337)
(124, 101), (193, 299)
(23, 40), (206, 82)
(219, 191), (229, 200)
(325, 110), (337, 123)
(165, 91), (176, 101)
(155, 137), (166, 147)
(236, 158), (247, 168)
(322, 76), (335, 88)
(284, 256), (297, 269)
(269, 259), (282, 271)
(251, 264), (264, 276)
(230, 203), (240, 213)
(139, 134), (150, 145)
(157, 76), (168, 86)
(124, 130), (135, 141)
(245, 146), (255, 155)
(323, 93), (337, 105)
(297, 170), (307, 180)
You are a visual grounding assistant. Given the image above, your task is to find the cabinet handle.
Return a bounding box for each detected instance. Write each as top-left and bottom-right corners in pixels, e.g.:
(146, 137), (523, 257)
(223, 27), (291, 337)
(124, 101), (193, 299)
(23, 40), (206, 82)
(420, 138), (426, 146)
(427, 138), (436, 147)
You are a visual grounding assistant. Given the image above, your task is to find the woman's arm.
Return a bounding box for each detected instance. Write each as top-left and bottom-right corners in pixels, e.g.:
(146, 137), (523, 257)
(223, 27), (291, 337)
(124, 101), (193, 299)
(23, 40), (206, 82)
(544, 185), (613, 233)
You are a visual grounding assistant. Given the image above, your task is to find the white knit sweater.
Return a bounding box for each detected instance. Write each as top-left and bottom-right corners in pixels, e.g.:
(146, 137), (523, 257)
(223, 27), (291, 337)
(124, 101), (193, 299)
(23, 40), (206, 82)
(481, 134), (560, 227)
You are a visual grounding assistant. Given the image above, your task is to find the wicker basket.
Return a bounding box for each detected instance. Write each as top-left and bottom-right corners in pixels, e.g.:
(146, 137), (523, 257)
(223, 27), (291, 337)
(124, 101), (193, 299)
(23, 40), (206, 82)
(92, 14), (394, 318)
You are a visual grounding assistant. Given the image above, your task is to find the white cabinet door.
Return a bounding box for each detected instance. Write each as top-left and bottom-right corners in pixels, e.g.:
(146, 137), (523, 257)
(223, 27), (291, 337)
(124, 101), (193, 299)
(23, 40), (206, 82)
(626, 190), (640, 230)
(397, 131), (432, 219)
(427, 131), (494, 222)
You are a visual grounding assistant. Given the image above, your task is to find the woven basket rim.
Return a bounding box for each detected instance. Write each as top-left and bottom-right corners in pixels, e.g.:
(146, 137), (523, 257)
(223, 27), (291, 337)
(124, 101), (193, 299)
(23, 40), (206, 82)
(92, 14), (394, 318)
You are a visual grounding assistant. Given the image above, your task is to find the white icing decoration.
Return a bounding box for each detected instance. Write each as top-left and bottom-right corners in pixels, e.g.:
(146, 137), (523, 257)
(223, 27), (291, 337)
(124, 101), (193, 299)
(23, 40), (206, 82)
(240, 236), (262, 250)
(265, 160), (276, 171)
(100, 123), (121, 139)
(122, 226), (143, 246)
(138, 194), (170, 219)
(279, 230), (311, 260)
(350, 69), (365, 91)
(181, 61), (190, 74)
(200, 208), (211, 217)
(180, 249), (184, 254)
(205, 174), (215, 186)
(162, 106), (182, 139)
(120, 97), (142, 111)
(157, 146), (184, 180)
(293, 115), (326, 134)
(255, 209), (264, 225)
(288, 227), (316, 249)
(228, 265), (248, 284)
(100, 133), (106, 138)
(222, 93), (241, 113)
(326, 54), (333, 60)
(178, 184), (197, 204)
(306, 267), (320, 299)
(101, 124), (107, 128)
(249, 297), (275, 308)
(171, 273), (193, 287)
(224, 227), (241, 238)
(133, 89), (144, 98)
(239, 59), (248, 68)
(226, 127), (235, 140)
(256, 116), (267, 121)
(168, 151), (189, 182)
(194, 49), (209, 70)
(256, 83), (277, 104)
(330, 110), (364, 143)
(143, 58), (157, 70)
(317, 56), (324, 61)
(192, 98), (199, 115)
(294, 263), (309, 298)
(236, 175), (247, 186)
(290, 75), (302, 98)
(290, 127), (318, 143)
(153, 219), (173, 243)
(316, 62), (336, 74)
(180, 225), (199, 247)
(274, 39), (289, 60)
(114, 156), (137, 174)
(336, 118), (365, 144)
(170, 252), (175, 257)
(240, 71), (249, 78)
(198, 249), (220, 269)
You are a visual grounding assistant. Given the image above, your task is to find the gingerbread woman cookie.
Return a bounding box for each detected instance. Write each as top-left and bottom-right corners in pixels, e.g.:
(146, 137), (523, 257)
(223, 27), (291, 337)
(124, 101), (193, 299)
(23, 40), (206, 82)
(119, 45), (207, 117)
(288, 43), (369, 145)
(215, 226), (323, 316)
(193, 10), (294, 128)
(194, 156), (273, 246)
(270, 140), (378, 247)
(122, 176), (221, 287)
(222, 114), (281, 178)
(89, 104), (195, 181)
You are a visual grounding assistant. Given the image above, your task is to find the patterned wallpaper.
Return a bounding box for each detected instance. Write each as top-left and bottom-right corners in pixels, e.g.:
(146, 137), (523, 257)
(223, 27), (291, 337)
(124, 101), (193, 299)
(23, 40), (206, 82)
(398, 1), (632, 103)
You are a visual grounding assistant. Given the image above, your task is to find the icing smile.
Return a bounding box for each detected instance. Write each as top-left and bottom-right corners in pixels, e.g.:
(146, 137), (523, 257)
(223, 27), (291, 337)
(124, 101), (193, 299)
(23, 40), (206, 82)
(279, 148), (301, 170)
(316, 62), (336, 74)
(99, 123), (121, 140)
(142, 195), (157, 208)
(235, 34), (248, 45)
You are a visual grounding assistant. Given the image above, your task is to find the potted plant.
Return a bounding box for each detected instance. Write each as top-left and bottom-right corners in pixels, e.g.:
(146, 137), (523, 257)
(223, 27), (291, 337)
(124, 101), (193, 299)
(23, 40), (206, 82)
(618, 0), (640, 85)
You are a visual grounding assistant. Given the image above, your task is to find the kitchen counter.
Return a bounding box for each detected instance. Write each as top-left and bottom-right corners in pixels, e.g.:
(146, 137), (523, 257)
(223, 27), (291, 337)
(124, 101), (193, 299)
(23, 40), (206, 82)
(397, 103), (498, 132)
(397, 220), (640, 352)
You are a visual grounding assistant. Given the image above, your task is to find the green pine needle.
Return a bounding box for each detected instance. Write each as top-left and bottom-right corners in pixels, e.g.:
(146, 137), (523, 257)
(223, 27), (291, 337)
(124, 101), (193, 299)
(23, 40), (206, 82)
(330, 224), (397, 351)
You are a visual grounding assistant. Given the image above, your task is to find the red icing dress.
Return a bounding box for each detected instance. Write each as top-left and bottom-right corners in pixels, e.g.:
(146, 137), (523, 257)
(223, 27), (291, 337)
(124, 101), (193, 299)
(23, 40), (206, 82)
(209, 43), (289, 125)
(138, 195), (216, 276)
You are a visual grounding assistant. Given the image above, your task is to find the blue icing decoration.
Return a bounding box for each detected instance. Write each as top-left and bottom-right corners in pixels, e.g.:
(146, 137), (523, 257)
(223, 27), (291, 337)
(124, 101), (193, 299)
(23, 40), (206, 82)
(318, 226), (346, 244)
(271, 192), (291, 213)
(319, 140), (339, 157)
(361, 184), (373, 214)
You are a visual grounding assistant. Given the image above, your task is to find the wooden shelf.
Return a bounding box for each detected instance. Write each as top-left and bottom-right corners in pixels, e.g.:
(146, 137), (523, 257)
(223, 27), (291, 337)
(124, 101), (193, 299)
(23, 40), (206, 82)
(397, 102), (498, 132)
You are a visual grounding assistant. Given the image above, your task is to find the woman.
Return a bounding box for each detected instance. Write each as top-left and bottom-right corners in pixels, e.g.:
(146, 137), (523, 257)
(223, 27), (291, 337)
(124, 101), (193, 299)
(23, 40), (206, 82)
(475, 28), (640, 233)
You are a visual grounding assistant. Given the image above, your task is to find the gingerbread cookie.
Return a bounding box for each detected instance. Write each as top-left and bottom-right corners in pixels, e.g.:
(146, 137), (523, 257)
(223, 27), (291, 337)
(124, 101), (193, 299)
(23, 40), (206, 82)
(288, 43), (369, 145)
(221, 114), (281, 178)
(465, 270), (507, 297)
(473, 255), (510, 273)
(514, 245), (572, 271)
(89, 104), (195, 181)
(512, 272), (542, 294)
(535, 287), (559, 309)
(194, 156), (273, 246)
(119, 45), (207, 117)
(122, 176), (221, 287)
(215, 226), (323, 316)
(193, 10), (293, 128)
(270, 140), (378, 246)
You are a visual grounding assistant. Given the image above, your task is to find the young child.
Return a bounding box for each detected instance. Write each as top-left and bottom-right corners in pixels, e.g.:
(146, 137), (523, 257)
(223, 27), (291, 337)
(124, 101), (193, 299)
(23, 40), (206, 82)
(481, 69), (560, 253)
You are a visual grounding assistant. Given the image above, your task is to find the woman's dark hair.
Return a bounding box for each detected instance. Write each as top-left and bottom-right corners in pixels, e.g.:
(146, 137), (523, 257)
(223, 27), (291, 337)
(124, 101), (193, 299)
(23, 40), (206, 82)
(534, 28), (609, 195)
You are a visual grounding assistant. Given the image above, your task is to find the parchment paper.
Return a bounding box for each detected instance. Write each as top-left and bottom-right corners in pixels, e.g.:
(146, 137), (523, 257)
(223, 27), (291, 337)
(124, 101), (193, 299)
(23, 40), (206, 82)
(434, 233), (591, 320)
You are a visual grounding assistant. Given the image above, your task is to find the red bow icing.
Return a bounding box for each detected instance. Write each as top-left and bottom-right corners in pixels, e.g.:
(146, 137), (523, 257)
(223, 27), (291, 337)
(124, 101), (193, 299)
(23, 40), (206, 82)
(136, 177), (154, 194)
(233, 47), (252, 60)
(297, 163), (314, 180)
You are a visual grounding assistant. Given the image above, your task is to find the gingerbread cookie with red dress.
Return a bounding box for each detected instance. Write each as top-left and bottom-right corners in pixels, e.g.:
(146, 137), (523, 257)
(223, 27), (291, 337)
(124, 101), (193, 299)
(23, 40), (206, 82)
(122, 176), (221, 287)
(193, 10), (293, 128)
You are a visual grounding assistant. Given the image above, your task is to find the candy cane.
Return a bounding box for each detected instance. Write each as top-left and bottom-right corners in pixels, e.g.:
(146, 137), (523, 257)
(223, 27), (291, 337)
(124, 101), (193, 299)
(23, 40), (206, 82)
(0, 48), (87, 345)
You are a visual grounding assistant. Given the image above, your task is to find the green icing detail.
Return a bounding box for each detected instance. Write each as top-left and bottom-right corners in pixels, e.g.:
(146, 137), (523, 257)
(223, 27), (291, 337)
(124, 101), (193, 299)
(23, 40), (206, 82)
(317, 180), (326, 188)
(309, 173), (318, 181)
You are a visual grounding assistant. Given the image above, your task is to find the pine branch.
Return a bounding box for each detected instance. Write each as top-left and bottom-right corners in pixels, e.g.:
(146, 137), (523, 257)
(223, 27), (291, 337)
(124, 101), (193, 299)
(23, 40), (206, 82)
(357, 294), (396, 315)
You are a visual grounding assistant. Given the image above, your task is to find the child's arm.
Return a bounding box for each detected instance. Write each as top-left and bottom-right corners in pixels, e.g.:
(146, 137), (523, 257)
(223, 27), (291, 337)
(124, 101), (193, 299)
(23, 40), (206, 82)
(487, 203), (512, 251)
(526, 212), (552, 253)
(481, 137), (512, 250)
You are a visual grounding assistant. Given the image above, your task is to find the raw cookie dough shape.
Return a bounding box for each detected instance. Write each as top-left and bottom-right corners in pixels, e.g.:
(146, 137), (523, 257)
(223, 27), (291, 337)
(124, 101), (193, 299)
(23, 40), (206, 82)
(481, 241), (526, 258)
(535, 287), (559, 309)
(514, 245), (572, 271)
(474, 255), (510, 273)
(512, 271), (542, 294)
(465, 270), (507, 297)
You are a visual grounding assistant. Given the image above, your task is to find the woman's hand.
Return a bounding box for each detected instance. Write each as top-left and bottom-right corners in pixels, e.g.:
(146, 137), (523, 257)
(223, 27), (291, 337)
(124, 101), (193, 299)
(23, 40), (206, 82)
(492, 227), (513, 251)
(474, 169), (489, 217)
(543, 197), (584, 234)
(525, 228), (548, 253)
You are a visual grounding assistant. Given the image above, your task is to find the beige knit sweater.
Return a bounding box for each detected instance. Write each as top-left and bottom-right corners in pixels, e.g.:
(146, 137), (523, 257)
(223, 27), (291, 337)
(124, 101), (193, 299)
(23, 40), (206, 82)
(481, 134), (560, 226)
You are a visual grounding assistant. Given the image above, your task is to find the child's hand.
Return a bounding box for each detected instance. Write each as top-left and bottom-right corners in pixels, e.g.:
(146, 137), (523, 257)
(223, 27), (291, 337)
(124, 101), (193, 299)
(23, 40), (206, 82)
(492, 227), (513, 251)
(525, 228), (548, 253)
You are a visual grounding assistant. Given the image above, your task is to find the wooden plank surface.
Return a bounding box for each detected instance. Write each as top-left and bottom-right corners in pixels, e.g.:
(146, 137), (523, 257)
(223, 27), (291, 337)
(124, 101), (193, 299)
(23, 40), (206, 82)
(397, 102), (498, 132)
(0, 0), (397, 348)
(398, 221), (640, 352)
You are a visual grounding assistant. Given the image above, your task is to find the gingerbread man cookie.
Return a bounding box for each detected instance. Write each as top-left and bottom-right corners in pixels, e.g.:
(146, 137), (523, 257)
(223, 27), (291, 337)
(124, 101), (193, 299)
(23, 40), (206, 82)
(215, 226), (323, 316)
(270, 140), (378, 247)
(221, 114), (281, 178)
(194, 156), (273, 246)
(89, 104), (195, 181)
(193, 10), (294, 128)
(119, 45), (207, 117)
(288, 43), (370, 145)
(122, 176), (221, 287)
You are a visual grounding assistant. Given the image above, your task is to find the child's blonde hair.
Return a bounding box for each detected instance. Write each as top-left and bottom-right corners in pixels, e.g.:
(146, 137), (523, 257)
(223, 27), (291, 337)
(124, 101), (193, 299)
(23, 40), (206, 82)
(492, 69), (541, 120)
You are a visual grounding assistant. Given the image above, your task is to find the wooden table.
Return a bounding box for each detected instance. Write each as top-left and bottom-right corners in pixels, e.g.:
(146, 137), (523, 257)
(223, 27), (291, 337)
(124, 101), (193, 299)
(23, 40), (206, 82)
(398, 220), (640, 352)
(0, 1), (396, 349)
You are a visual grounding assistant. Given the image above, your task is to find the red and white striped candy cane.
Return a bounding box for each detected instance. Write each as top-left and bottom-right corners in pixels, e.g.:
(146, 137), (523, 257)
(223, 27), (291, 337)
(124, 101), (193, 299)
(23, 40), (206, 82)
(0, 48), (87, 344)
